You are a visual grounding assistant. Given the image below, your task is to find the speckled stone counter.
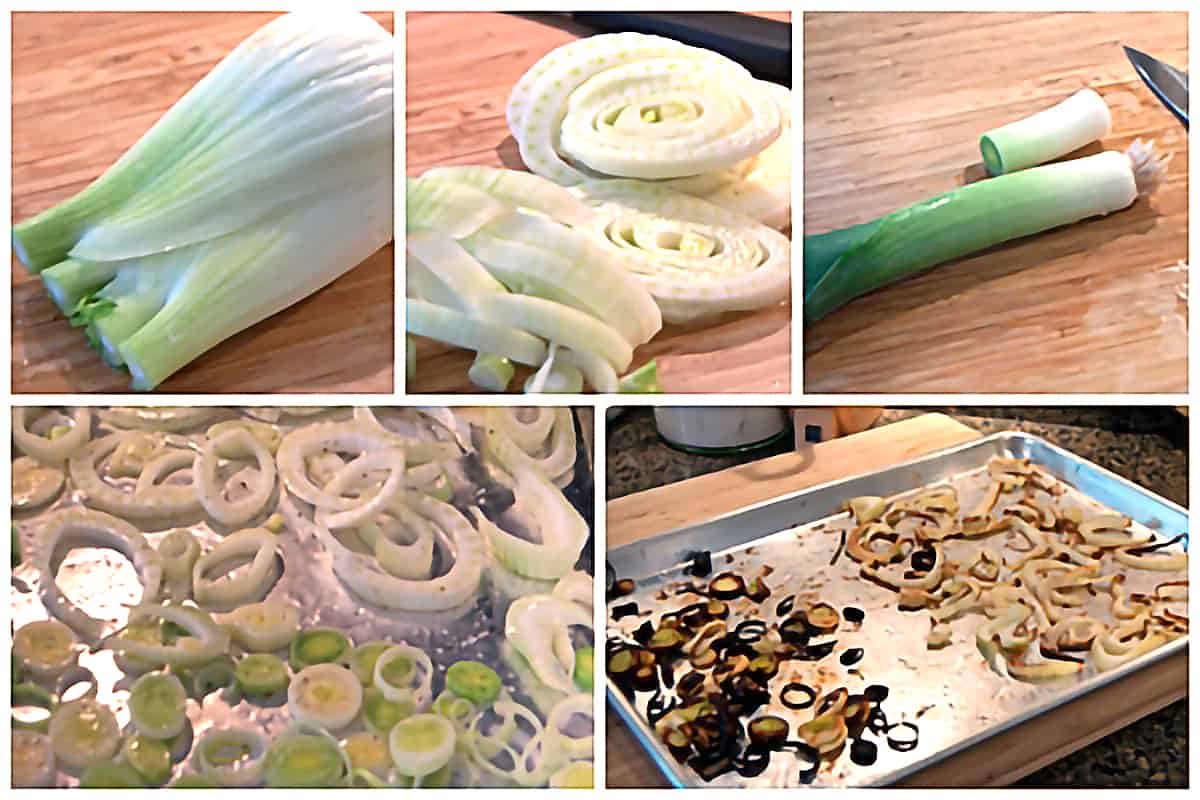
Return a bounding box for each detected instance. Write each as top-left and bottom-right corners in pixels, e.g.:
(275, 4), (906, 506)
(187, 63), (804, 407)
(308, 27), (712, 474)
(606, 407), (1188, 787)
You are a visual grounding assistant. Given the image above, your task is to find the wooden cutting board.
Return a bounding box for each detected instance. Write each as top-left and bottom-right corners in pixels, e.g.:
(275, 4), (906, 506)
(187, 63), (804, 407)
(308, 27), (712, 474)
(406, 11), (792, 394)
(11, 12), (395, 394)
(605, 413), (1186, 786)
(804, 12), (1188, 393)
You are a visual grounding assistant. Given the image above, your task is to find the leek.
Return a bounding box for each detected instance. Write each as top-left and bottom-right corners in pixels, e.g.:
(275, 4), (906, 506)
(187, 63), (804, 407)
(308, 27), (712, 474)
(12, 12), (393, 389)
(805, 147), (1162, 323)
(981, 88), (1112, 176)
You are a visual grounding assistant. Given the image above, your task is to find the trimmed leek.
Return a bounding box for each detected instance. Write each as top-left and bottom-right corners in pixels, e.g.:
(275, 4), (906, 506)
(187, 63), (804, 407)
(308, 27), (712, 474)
(129, 671), (188, 739)
(981, 89), (1112, 176)
(289, 663), (364, 731)
(805, 148), (1154, 323)
(48, 697), (121, 771)
(14, 13), (393, 389)
(507, 32), (781, 183)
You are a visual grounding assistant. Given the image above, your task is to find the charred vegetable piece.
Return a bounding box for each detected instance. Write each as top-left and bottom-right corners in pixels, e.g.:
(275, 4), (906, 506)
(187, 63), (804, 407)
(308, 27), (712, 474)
(745, 577), (771, 603)
(780, 682), (817, 710)
(843, 606), (865, 624)
(748, 716), (789, 750)
(713, 654), (750, 684)
(611, 601), (640, 620)
(840, 647), (864, 667)
(663, 728), (692, 763)
(887, 721), (919, 752)
(632, 665), (658, 692)
(686, 551), (713, 578)
(648, 627), (687, 653)
(708, 572), (746, 600)
(775, 595), (796, 618)
(690, 648), (718, 670)
(805, 603), (839, 633)
(705, 600), (729, 619)
(677, 671), (707, 698)
(864, 684), (889, 703)
(610, 578), (636, 598)
(850, 737), (878, 766)
(748, 653), (778, 681)
(608, 648), (637, 681)
(735, 746), (771, 778)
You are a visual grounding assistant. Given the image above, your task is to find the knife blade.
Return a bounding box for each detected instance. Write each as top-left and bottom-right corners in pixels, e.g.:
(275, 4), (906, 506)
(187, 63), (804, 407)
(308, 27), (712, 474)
(1124, 45), (1188, 128)
(562, 12), (791, 87)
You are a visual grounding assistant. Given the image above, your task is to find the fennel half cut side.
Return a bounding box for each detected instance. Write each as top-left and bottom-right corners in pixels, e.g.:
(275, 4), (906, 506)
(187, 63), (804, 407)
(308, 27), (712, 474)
(804, 145), (1165, 325)
(11, 12), (394, 390)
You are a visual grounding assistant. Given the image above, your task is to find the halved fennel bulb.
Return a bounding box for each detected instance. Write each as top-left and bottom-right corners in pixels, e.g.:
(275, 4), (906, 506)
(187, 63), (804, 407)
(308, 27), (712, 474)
(572, 180), (792, 322)
(13, 12), (393, 389)
(507, 32), (781, 183)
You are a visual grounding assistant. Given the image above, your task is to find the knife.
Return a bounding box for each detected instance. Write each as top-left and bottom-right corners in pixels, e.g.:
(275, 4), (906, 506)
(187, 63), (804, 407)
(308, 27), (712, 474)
(1124, 45), (1188, 129)
(558, 12), (791, 87)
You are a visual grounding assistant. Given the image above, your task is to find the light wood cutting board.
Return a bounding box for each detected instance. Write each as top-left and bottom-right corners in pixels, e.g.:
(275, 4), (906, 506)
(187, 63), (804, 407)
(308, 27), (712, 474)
(11, 12), (395, 394)
(605, 413), (1186, 786)
(804, 12), (1187, 393)
(406, 11), (792, 394)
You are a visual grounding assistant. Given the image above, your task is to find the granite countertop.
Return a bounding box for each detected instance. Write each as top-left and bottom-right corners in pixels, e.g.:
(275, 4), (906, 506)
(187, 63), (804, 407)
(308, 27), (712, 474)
(606, 406), (1188, 787)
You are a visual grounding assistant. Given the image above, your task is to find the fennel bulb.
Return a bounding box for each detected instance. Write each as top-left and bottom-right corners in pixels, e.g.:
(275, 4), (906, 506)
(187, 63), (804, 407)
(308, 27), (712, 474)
(13, 12), (393, 389)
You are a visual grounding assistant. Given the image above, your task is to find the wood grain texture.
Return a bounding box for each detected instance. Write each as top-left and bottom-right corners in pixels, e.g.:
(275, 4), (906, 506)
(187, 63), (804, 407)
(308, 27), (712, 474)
(11, 12), (395, 394)
(604, 413), (1185, 787)
(804, 12), (1187, 393)
(406, 11), (792, 394)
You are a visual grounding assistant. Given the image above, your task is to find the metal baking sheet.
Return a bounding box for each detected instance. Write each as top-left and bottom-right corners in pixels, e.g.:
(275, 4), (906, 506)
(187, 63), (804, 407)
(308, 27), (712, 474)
(605, 432), (1188, 788)
(11, 406), (594, 788)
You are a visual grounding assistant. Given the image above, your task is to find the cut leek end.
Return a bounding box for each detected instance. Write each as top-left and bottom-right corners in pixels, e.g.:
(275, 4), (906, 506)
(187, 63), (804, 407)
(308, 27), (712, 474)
(469, 352), (515, 392)
(980, 135), (1005, 177)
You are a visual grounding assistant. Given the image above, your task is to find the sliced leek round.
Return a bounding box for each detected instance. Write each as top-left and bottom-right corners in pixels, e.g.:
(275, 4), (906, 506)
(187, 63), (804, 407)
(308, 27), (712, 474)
(550, 760), (594, 788)
(79, 761), (146, 787)
(505, 595), (593, 694)
(13, 619), (78, 678)
(350, 641), (393, 686)
(195, 726), (268, 787)
(12, 729), (56, 787)
(129, 671), (188, 739)
(363, 686), (414, 736)
(343, 730), (392, 780)
(48, 697), (121, 771)
(264, 724), (350, 788)
(123, 734), (174, 785)
(289, 627), (351, 672)
(12, 456), (65, 510)
(388, 713), (456, 778)
(69, 433), (200, 519)
(221, 600), (301, 653)
(373, 643), (434, 710)
(289, 662), (364, 731)
(445, 660), (502, 706)
(107, 602), (230, 670)
(235, 653), (289, 695)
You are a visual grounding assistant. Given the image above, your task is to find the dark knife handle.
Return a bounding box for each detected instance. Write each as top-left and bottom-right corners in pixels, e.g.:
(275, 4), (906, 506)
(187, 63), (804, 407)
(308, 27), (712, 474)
(570, 12), (791, 87)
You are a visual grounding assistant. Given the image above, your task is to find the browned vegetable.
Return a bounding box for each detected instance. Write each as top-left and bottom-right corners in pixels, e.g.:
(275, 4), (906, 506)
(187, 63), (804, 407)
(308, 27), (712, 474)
(689, 648), (718, 670)
(745, 577), (771, 603)
(648, 627), (687, 654)
(712, 654), (750, 684)
(705, 599), (730, 619)
(708, 572), (746, 600)
(748, 715), (789, 750)
(805, 603), (840, 633)
(676, 671), (706, 698)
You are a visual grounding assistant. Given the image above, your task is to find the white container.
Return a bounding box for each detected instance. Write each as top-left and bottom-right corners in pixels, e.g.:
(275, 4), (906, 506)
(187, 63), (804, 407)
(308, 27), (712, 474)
(653, 407), (788, 452)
